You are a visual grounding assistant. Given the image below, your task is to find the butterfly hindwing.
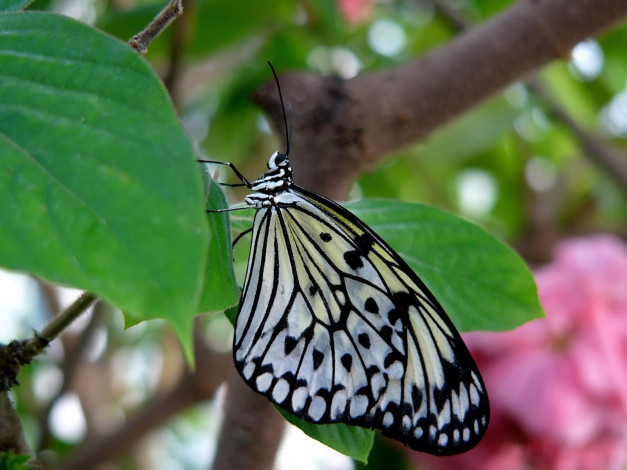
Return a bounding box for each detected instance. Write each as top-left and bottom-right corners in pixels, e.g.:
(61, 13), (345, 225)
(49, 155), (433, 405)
(233, 187), (489, 455)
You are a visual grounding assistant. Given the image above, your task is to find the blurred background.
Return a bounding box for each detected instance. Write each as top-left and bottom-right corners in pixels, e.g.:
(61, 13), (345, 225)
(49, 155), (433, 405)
(2, 0), (626, 469)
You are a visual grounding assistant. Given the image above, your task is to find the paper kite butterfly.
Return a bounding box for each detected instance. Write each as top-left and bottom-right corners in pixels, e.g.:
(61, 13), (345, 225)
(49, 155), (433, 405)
(202, 64), (489, 455)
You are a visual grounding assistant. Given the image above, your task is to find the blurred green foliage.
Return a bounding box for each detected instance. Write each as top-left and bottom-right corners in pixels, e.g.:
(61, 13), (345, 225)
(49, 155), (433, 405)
(0, 451), (31, 470)
(92, 0), (626, 243)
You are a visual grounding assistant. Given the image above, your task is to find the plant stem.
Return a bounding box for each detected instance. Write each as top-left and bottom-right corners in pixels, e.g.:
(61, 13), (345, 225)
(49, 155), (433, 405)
(39, 292), (97, 343)
(19, 292), (98, 363)
(0, 292), (98, 392)
(128, 0), (184, 54)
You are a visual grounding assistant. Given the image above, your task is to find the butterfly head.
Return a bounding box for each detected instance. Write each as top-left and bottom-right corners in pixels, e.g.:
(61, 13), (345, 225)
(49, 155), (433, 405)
(268, 151), (289, 170)
(245, 64), (294, 204)
(246, 151), (293, 202)
(262, 150), (292, 185)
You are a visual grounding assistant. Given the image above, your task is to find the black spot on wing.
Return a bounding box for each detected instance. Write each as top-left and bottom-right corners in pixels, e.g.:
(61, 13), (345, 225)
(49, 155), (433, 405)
(281, 371), (295, 382)
(379, 325), (393, 343)
(364, 297), (379, 313)
(344, 250), (363, 270)
(386, 292), (413, 325)
(320, 232), (332, 242)
(302, 325), (314, 343)
(384, 350), (403, 368)
(316, 387), (332, 400)
(388, 308), (401, 325)
(284, 336), (298, 355)
(358, 333), (371, 349)
(354, 232), (375, 253)
(391, 291), (416, 309)
(274, 316), (288, 333)
(256, 362), (274, 375)
(340, 353), (353, 372)
(342, 232), (376, 271)
(365, 364), (380, 379)
(312, 349), (324, 370)
(411, 385), (423, 410)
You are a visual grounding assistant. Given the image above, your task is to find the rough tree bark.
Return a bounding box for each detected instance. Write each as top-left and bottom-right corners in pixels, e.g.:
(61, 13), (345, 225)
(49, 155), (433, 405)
(211, 368), (285, 470)
(0, 393), (34, 457)
(212, 0), (627, 469)
(255, 0), (627, 197)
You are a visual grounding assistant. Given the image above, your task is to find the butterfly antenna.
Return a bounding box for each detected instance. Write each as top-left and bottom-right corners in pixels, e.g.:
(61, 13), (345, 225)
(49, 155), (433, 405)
(287, 102), (294, 156)
(267, 61), (290, 156)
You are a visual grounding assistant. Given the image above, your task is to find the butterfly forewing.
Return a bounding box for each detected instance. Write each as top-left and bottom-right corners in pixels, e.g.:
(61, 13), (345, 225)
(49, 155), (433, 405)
(233, 185), (489, 455)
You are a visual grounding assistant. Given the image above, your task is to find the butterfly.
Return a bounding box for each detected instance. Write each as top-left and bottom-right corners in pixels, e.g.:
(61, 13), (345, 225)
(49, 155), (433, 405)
(203, 65), (489, 455)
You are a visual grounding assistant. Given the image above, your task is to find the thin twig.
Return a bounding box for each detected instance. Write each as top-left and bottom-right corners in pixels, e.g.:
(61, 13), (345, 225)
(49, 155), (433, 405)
(0, 292), (97, 393)
(128, 0), (184, 55)
(38, 292), (97, 343)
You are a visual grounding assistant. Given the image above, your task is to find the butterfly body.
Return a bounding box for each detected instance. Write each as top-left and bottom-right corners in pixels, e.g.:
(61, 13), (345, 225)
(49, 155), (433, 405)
(231, 151), (489, 455)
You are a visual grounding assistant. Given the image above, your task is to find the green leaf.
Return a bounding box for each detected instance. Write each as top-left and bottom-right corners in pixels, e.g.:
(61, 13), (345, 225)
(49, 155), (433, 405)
(277, 407), (374, 463)
(354, 434), (410, 470)
(0, 12), (209, 362)
(346, 199), (543, 331)
(0, 451), (31, 470)
(0, 0), (31, 12)
(223, 303), (239, 325)
(197, 179), (239, 313)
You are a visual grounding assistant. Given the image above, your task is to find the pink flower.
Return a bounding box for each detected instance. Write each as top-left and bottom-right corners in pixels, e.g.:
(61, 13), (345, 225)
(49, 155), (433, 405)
(414, 235), (627, 470)
(336, 0), (374, 24)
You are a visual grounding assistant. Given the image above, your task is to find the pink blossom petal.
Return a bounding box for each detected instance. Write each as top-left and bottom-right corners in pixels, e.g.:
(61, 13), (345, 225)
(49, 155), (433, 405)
(486, 349), (602, 442)
(411, 235), (627, 470)
(336, 0), (374, 24)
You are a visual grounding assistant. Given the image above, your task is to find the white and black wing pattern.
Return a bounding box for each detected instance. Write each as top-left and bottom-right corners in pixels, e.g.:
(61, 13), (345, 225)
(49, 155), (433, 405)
(233, 186), (489, 455)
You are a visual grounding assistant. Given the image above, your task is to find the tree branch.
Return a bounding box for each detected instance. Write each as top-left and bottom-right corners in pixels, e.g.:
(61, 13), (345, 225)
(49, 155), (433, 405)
(210, 368), (285, 470)
(0, 393), (32, 455)
(254, 0), (627, 198)
(432, 0), (627, 191)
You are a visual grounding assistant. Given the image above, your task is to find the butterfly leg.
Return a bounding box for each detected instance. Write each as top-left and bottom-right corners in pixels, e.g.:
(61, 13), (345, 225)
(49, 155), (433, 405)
(206, 206), (251, 214)
(218, 182), (248, 188)
(231, 227), (253, 248)
(198, 160), (251, 187)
